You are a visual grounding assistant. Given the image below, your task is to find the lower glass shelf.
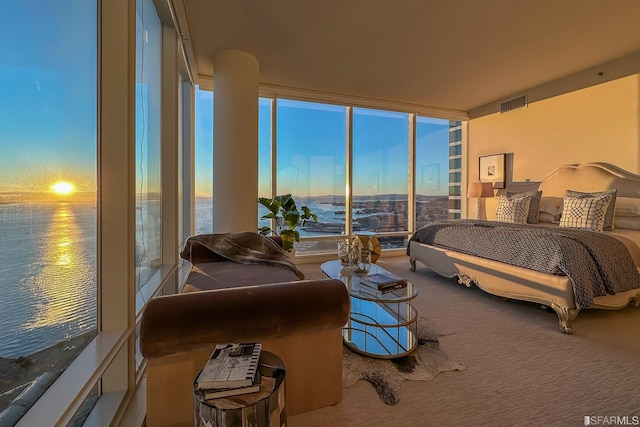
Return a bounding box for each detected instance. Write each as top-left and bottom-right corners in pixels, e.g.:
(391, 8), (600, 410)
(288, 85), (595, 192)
(342, 300), (418, 359)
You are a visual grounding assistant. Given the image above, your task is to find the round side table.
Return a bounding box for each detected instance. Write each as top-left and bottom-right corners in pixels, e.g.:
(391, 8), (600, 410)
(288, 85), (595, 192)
(194, 350), (286, 427)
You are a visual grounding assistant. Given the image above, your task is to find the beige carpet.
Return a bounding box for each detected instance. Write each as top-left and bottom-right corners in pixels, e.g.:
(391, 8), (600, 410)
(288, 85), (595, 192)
(342, 317), (466, 405)
(294, 256), (640, 427)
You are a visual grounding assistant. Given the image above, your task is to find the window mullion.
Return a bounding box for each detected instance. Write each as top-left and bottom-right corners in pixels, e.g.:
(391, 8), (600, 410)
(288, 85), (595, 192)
(345, 106), (353, 237)
(408, 113), (416, 233)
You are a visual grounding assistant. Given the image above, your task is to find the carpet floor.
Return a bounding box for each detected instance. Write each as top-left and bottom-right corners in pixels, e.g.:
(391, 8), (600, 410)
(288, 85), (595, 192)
(291, 256), (640, 427)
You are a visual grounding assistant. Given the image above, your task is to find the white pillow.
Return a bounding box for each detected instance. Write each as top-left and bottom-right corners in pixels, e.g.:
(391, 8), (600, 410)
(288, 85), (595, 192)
(539, 196), (563, 222)
(495, 195), (531, 223)
(538, 212), (560, 224)
(559, 194), (612, 232)
(614, 197), (640, 217)
(539, 196), (563, 215)
(614, 216), (640, 230)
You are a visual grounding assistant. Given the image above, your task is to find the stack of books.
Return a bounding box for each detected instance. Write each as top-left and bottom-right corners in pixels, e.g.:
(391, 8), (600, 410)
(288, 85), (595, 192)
(194, 342), (262, 400)
(359, 272), (407, 294)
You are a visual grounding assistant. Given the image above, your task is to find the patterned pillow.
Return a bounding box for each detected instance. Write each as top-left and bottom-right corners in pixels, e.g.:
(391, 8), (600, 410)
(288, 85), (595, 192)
(564, 189), (617, 231)
(495, 195), (531, 223)
(507, 190), (542, 223)
(559, 194), (612, 232)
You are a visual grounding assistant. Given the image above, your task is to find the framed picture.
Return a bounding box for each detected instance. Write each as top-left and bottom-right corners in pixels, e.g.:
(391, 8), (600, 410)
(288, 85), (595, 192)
(479, 153), (506, 189)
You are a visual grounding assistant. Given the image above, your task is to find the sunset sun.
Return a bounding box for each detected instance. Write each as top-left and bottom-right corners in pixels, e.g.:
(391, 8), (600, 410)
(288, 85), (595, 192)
(51, 181), (75, 196)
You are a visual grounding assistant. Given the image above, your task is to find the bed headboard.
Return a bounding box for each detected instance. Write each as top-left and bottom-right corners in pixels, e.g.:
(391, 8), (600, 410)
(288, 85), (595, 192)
(485, 162), (640, 220)
(538, 162), (640, 198)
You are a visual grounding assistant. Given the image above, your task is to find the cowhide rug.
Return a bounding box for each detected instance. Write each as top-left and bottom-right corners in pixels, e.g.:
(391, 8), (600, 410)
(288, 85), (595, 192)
(342, 317), (466, 405)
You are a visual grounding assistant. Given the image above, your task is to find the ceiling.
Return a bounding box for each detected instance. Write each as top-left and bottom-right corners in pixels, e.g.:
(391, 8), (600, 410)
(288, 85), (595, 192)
(176, 0), (640, 113)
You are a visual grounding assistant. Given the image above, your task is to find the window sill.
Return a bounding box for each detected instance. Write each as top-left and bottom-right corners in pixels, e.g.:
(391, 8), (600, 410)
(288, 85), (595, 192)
(16, 329), (131, 426)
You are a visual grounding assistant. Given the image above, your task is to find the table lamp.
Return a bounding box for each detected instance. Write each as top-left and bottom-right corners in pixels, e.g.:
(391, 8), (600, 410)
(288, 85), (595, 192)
(467, 182), (494, 219)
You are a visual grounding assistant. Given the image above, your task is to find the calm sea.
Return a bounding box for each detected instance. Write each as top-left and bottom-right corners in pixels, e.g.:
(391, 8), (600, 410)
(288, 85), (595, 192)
(0, 202), (97, 358)
(0, 198), (370, 359)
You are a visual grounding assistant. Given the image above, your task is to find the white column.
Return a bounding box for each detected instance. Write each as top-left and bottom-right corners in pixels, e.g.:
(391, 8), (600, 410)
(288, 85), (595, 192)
(212, 49), (259, 232)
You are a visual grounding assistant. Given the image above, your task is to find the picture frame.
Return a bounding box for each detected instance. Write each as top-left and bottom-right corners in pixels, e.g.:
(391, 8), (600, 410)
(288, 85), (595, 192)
(479, 153), (506, 189)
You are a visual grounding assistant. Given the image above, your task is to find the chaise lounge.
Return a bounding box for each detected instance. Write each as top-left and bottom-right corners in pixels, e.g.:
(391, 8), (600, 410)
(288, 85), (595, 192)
(140, 232), (350, 426)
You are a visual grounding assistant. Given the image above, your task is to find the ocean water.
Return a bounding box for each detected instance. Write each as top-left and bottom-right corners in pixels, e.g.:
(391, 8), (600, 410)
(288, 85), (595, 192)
(257, 198), (398, 236)
(0, 197), (410, 359)
(0, 202), (97, 358)
(258, 201), (349, 236)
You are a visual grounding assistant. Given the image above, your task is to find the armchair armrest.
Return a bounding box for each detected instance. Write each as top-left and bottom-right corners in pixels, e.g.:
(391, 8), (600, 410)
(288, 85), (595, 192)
(140, 279), (349, 359)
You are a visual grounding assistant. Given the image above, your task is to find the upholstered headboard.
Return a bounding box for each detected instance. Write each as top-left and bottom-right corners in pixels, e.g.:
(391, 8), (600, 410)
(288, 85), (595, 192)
(538, 162), (640, 198)
(485, 162), (640, 221)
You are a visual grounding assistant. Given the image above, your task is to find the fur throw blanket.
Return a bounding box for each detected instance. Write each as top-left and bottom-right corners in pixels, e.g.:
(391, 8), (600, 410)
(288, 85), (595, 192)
(180, 232), (305, 279)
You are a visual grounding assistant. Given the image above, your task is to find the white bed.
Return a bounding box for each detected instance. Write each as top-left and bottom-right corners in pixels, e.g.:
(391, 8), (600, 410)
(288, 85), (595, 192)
(408, 162), (640, 333)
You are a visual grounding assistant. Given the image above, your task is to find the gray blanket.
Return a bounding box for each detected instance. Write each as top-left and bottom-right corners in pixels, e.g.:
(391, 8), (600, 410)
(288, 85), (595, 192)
(180, 232), (305, 280)
(408, 220), (640, 309)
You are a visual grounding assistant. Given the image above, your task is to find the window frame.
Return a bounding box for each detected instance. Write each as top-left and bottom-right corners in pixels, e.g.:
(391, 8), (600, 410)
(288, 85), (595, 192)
(254, 93), (466, 259)
(16, 0), (192, 424)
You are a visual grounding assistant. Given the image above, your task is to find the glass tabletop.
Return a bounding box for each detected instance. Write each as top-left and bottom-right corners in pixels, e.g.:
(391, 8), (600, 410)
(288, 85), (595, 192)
(320, 260), (418, 303)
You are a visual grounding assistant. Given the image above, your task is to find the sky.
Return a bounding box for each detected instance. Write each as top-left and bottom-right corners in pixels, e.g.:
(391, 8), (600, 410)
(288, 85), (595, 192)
(0, 1), (97, 201)
(195, 90), (451, 198)
(0, 0), (449, 203)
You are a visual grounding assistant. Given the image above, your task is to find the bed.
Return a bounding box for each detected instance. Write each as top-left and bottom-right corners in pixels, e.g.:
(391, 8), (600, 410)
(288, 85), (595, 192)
(408, 162), (640, 333)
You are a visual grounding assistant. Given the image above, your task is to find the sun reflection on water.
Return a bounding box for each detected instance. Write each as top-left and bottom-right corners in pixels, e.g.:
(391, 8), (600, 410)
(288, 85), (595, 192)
(25, 203), (95, 331)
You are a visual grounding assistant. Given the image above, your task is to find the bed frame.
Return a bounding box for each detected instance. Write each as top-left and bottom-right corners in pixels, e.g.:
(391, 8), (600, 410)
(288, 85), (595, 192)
(409, 162), (640, 334)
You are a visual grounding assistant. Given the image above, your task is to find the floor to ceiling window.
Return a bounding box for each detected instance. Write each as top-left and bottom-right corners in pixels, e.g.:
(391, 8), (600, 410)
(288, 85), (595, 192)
(136, 0), (162, 289)
(268, 102), (460, 252)
(352, 108), (410, 249)
(178, 77), (192, 247)
(194, 93), (463, 256)
(269, 99), (348, 252)
(415, 116), (454, 229)
(258, 98), (273, 201)
(195, 93), (282, 239)
(194, 87), (213, 234)
(0, 0), (97, 421)
(0, 1), (191, 424)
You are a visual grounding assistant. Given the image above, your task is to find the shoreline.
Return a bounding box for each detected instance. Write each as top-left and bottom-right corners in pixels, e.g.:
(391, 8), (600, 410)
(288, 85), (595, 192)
(0, 330), (96, 412)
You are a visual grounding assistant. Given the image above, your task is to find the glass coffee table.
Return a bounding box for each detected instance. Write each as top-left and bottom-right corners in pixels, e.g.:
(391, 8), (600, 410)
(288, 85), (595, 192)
(321, 260), (418, 359)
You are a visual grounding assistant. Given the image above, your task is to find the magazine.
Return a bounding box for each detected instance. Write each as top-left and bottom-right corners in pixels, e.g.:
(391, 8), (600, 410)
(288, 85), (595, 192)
(378, 281), (408, 294)
(358, 280), (407, 295)
(195, 342), (262, 390)
(199, 371), (262, 400)
(359, 272), (407, 289)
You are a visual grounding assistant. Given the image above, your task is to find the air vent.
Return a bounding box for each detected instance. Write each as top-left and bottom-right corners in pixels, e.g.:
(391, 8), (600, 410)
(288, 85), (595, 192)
(500, 95), (527, 114)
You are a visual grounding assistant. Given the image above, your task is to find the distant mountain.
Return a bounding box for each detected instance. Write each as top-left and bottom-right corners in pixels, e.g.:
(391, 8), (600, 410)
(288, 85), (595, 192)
(0, 191), (97, 203)
(299, 194), (447, 204)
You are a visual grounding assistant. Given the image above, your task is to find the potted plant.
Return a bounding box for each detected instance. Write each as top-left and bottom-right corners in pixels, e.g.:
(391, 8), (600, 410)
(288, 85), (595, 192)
(258, 194), (318, 253)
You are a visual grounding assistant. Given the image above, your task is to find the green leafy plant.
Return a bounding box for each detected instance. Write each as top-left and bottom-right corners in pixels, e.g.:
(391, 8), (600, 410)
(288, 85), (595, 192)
(258, 194), (318, 252)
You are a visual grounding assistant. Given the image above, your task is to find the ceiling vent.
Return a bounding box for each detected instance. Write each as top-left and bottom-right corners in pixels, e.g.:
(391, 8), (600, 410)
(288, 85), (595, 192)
(500, 95), (527, 114)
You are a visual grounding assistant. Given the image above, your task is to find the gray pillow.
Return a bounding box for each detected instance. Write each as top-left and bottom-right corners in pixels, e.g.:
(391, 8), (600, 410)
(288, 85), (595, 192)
(564, 189), (617, 231)
(507, 190), (542, 224)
